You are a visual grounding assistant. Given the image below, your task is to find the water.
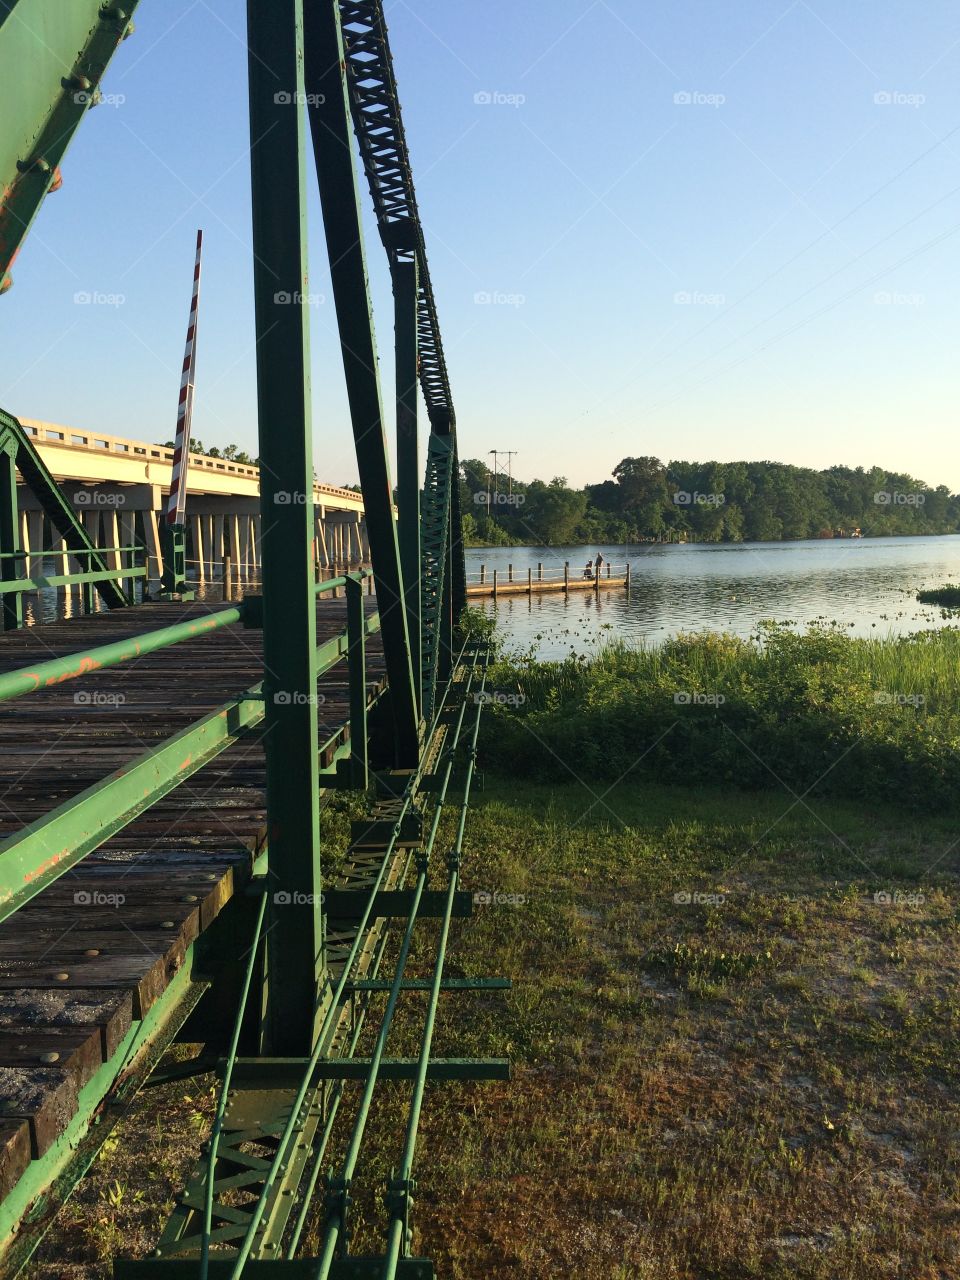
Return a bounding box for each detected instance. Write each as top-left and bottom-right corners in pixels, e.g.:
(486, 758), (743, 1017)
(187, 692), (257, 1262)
(467, 536), (960, 658)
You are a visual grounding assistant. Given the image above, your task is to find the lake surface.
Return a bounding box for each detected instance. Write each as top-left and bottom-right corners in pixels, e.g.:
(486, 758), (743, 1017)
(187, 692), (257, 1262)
(467, 536), (960, 658)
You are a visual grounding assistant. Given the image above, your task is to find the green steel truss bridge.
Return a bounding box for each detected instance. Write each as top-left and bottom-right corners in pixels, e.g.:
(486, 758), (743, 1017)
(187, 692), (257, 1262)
(0, 3), (500, 1275)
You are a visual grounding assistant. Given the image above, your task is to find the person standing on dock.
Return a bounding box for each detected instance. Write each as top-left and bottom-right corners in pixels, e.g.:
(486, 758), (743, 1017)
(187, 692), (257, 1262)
(594, 551), (604, 578)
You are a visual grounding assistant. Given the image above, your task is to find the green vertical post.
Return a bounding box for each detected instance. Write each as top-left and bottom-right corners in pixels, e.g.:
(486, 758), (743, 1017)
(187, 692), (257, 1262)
(346, 574), (368, 789)
(0, 437), (22, 631)
(394, 258), (421, 720)
(303, 0), (419, 767)
(247, 0), (323, 1055)
(160, 522), (191, 598)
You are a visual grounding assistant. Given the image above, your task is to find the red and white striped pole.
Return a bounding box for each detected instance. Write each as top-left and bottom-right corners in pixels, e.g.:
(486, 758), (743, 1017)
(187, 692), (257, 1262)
(167, 229), (202, 527)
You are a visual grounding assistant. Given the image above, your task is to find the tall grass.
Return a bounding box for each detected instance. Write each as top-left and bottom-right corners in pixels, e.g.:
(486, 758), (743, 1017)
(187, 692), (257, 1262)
(483, 624), (960, 810)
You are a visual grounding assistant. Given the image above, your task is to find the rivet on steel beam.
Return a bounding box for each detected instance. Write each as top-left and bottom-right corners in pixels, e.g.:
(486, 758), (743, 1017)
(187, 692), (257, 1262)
(49, 167), (63, 193)
(181, 894), (199, 903)
(160, 920), (176, 928)
(39, 1052), (60, 1064)
(16, 156), (51, 176)
(54, 972), (69, 981)
(84, 948), (100, 957)
(99, 6), (128, 21)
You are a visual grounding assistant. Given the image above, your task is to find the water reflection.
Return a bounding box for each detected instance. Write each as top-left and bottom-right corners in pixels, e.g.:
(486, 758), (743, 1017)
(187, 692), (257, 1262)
(468, 536), (960, 658)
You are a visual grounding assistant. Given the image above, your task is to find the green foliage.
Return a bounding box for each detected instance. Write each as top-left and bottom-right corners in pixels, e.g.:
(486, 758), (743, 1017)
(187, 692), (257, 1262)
(459, 455), (960, 545)
(159, 438), (257, 465)
(456, 606), (499, 652)
(481, 624), (960, 810)
(917, 585), (960, 608)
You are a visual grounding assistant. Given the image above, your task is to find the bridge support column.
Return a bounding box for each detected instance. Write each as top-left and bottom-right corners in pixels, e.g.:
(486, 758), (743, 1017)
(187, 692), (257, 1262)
(0, 437), (22, 630)
(103, 508), (121, 575)
(143, 510), (162, 582)
(248, 0), (324, 1055)
(213, 515), (223, 573)
(26, 512), (43, 580)
(189, 514), (203, 583)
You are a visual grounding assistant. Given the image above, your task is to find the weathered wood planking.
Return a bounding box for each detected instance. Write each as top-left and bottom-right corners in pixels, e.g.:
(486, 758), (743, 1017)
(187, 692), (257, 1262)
(0, 599), (384, 1173)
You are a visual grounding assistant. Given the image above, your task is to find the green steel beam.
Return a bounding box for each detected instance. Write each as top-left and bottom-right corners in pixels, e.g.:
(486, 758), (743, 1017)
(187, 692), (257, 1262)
(219, 1056), (508, 1084)
(303, 0), (419, 767)
(394, 257), (421, 719)
(345, 977), (512, 992)
(0, 603), (242, 702)
(322, 888), (473, 918)
(0, 565), (145, 592)
(346, 573), (369, 789)
(419, 434), (453, 723)
(0, 0), (140, 288)
(247, 0), (324, 1056)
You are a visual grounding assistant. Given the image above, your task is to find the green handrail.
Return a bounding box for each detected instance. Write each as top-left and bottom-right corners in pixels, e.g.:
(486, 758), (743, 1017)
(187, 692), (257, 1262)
(0, 605), (242, 702)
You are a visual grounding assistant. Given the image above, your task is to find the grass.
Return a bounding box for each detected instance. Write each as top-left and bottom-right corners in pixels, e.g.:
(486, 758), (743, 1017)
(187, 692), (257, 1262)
(348, 778), (960, 1279)
(30, 777), (960, 1279)
(481, 624), (960, 811)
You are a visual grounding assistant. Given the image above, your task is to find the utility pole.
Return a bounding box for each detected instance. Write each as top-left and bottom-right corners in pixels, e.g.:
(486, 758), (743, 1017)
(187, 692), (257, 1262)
(503, 450), (517, 497)
(488, 449), (499, 535)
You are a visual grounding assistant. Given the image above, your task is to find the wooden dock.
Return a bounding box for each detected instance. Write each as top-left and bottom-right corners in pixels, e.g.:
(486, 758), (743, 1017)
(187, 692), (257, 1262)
(466, 562), (630, 598)
(0, 600), (384, 1218)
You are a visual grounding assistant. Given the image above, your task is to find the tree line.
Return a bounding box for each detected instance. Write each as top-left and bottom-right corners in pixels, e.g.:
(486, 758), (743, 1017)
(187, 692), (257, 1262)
(459, 456), (960, 545)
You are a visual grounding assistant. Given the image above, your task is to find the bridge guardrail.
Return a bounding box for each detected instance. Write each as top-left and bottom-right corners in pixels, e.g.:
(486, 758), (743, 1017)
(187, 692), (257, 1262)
(0, 573), (380, 917)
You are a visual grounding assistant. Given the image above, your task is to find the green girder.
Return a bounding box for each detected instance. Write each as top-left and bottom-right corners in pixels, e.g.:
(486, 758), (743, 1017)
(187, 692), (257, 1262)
(419, 434), (453, 724)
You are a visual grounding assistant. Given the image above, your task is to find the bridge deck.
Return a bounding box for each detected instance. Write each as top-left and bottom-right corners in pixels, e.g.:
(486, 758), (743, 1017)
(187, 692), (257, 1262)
(0, 600), (385, 1206)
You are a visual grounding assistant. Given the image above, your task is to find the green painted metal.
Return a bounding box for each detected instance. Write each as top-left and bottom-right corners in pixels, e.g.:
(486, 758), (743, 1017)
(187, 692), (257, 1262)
(301, 1057), (509, 1082)
(383, 664), (488, 1277)
(0, 604), (372, 924)
(311, 656), (488, 1275)
(346, 978), (511, 992)
(200, 886), (269, 1280)
(346, 573), (369, 789)
(322, 889), (473, 918)
(176, 665), (472, 1276)
(0, 682), (265, 923)
(304, 0), (419, 768)
(419, 434), (453, 723)
(0, 564), (146, 593)
(0, 0), (139, 288)
(0, 603), (242, 702)
(247, 0), (323, 1057)
(394, 258), (421, 719)
(159, 521), (190, 597)
(0, 428), (22, 629)
(0, 410), (130, 610)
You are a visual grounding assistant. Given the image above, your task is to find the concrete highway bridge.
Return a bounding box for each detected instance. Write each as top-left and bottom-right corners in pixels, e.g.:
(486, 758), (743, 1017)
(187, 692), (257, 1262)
(15, 418), (371, 587)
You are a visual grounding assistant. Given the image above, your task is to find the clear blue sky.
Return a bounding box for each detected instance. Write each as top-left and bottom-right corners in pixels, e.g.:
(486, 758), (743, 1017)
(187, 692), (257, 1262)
(3, 0), (960, 490)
